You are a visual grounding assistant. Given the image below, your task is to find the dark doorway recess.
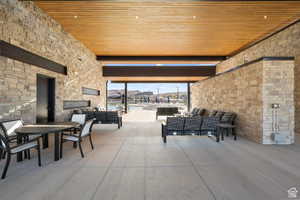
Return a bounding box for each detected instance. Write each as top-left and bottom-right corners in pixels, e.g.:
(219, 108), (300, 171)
(36, 74), (55, 148)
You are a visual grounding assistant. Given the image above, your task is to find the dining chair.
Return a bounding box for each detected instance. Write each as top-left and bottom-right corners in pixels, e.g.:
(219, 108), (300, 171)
(0, 130), (41, 179)
(60, 119), (94, 158)
(0, 119), (41, 160)
(70, 114), (86, 126)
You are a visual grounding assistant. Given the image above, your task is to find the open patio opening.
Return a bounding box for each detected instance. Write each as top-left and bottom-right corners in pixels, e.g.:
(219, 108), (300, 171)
(1, 1), (300, 199)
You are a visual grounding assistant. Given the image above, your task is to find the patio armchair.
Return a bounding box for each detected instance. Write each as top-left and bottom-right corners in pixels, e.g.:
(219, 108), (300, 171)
(0, 119), (41, 160)
(217, 112), (237, 139)
(60, 119), (94, 158)
(0, 129), (41, 179)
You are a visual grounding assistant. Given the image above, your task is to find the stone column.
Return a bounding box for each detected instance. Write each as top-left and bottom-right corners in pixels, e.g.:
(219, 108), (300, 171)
(262, 60), (295, 144)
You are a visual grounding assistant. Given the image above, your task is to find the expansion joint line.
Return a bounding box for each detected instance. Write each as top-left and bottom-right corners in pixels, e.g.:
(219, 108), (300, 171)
(174, 139), (217, 200)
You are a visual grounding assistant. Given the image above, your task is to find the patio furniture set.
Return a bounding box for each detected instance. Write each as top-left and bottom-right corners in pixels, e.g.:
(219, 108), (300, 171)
(161, 108), (237, 143)
(156, 107), (180, 120)
(76, 109), (123, 129)
(0, 113), (95, 179)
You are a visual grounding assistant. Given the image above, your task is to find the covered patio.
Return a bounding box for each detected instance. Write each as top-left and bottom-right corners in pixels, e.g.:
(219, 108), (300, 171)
(1, 0), (300, 199)
(1, 113), (300, 200)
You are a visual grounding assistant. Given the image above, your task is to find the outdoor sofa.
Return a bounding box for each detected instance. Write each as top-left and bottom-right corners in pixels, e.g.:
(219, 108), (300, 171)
(77, 110), (122, 129)
(156, 107), (180, 120)
(161, 110), (236, 143)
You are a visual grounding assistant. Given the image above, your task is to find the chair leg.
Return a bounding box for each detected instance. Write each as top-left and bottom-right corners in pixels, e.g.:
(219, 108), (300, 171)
(89, 134), (94, 150)
(1, 153), (11, 179)
(221, 128), (224, 141)
(37, 141), (41, 167)
(0, 149), (2, 160)
(73, 142), (77, 149)
(27, 149), (31, 160)
(2, 151), (6, 159)
(216, 128), (220, 143)
(233, 128), (237, 140)
(78, 141), (84, 158)
(60, 134), (64, 159)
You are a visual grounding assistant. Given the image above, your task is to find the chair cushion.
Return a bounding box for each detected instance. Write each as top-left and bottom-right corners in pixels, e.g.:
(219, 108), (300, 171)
(201, 117), (219, 131)
(166, 117), (185, 131)
(11, 142), (37, 154)
(220, 112), (236, 124)
(63, 135), (79, 142)
(184, 117), (202, 131)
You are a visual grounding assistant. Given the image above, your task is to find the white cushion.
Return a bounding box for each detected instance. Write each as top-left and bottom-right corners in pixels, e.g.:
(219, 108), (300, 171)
(71, 114), (86, 125)
(2, 120), (23, 136)
(63, 135), (79, 142)
(11, 142), (37, 154)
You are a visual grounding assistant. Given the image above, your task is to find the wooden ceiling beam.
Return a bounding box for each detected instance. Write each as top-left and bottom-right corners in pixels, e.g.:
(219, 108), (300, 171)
(97, 56), (226, 62)
(103, 65), (215, 77)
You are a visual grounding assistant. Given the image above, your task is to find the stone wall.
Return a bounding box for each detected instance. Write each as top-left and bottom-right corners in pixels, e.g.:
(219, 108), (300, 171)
(191, 59), (295, 144)
(0, 1), (106, 123)
(192, 60), (295, 144)
(191, 61), (264, 143)
(217, 21), (300, 134)
(262, 60), (295, 144)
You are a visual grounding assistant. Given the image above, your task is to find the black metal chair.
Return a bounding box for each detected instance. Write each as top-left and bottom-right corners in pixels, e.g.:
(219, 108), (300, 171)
(183, 117), (203, 135)
(60, 119), (94, 158)
(201, 117), (220, 142)
(0, 119), (41, 160)
(70, 114), (86, 127)
(162, 117), (185, 143)
(215, 111), (225, 120)
(218, 112), (237, 140)
(208, 110), (218, 117)
(0, 129), (41, 179)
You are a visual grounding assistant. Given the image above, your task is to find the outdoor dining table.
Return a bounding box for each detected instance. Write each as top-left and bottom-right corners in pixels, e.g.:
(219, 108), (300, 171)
(15, 122), (80, 162)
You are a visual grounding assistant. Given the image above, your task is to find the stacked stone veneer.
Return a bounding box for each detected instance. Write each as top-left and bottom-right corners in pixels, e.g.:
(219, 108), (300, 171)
(262, 60), (295, 144)
(217, 21), (300, 135)
(191, 59), (294, 144)
(0, 1), (106, 123)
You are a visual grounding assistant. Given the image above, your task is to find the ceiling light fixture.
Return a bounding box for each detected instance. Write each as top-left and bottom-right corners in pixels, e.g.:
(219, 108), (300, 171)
(135, 16), (139, 19)
(193, 16), (196, 19)
(74, 15), (78, 19)
(264, 15), (267, 19)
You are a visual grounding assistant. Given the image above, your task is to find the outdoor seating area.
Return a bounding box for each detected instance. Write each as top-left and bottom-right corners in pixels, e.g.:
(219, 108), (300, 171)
(0, 119), (300, 200)
(161, 109), (237, 143)
(0, 114), (96, 179)
(81, 110), (123, 129)
(1, 1), (300, 199)
(156, 107), (180, 120)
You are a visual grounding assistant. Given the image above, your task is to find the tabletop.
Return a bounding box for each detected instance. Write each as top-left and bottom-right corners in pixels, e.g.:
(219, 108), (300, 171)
(15, 122), (80, 135)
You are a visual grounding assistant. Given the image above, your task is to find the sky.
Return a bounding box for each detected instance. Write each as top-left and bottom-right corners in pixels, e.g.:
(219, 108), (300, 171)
(106, 63), (213, 94)
(108, 83), (188, 94)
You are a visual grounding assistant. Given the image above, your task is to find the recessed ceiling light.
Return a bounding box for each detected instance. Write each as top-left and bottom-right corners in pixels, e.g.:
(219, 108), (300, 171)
(264, 15), (267, 19)
(193, 16), (196, 19)
(74, 15), (78, 19)
(135, 16), (139, 19)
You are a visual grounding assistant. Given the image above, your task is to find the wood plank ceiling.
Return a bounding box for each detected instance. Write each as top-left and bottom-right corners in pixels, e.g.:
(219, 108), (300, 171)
(36, 1), (300, 56)
(35, 1), (300, 82)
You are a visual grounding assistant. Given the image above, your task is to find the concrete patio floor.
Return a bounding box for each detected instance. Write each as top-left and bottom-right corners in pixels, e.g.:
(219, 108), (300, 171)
(0, 113), (300, 200)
